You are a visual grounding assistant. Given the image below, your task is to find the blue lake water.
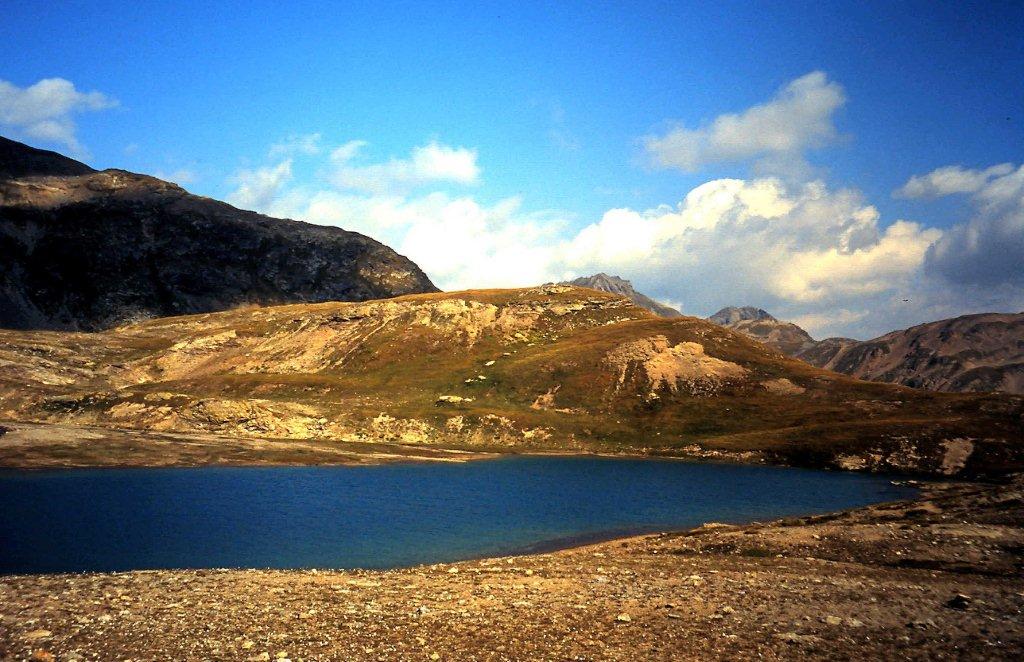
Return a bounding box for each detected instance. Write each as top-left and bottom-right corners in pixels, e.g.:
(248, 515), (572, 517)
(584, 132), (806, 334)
(0, 456), (915, 574)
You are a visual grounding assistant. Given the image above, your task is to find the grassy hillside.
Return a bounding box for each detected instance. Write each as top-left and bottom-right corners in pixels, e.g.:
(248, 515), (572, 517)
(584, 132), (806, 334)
(1, 286), (1021, 476)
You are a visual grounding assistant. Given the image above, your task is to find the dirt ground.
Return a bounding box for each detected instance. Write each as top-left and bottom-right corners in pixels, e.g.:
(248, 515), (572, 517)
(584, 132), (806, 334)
(2, 475), (1021, 661)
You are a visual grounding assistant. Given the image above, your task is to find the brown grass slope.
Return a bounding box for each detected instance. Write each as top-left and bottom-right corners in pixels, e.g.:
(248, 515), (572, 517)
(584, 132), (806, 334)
(1, 286), (1021, 477)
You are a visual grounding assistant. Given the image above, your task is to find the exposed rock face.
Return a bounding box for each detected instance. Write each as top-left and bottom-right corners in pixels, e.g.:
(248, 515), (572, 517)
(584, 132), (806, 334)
(562, 273), (681, 317)
(809, 312), (1024, 394)
(708, 306), (819, 356)
(605, 335), (746, 396)
(0, 136), (438, 331)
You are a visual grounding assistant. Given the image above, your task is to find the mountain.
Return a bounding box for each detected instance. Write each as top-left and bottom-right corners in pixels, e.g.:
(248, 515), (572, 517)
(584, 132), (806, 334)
(707, 306), (820, 356)
(562, 273), (681, 317)
(707, 306), (774, 326)
(0, 136), (96, 179)
(1, 286), (1020, 477)
(0, 136), (437, 331)
(810, 312), (1024, 394)
(709, 304), (1024, 395)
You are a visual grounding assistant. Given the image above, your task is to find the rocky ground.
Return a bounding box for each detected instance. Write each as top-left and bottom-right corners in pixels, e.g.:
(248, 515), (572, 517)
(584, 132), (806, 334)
(2, 476), (1021, 661)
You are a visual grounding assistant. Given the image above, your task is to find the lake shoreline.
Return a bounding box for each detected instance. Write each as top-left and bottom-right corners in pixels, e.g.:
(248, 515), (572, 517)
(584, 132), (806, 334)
(2, 475), (1021, 660)
(0, 419), (936, 480)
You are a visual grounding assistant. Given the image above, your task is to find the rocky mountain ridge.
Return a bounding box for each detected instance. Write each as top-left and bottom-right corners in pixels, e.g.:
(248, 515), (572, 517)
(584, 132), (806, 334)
(0, 136), (438, 331)
(707, 307), (819, 356)
(561, 273), (681, 317)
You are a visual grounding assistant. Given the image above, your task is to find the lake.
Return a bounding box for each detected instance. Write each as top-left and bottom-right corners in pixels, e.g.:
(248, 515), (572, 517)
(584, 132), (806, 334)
(0, 456), (915, 574)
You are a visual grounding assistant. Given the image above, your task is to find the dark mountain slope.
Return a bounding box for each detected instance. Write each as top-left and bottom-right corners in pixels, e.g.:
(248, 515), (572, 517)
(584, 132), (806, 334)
(0, 136), (437, 330)
(0, 136), (96, 179)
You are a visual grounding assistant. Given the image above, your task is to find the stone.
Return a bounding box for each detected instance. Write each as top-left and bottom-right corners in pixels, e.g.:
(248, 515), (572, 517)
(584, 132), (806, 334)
(615, 613), (632, 623)
(24, 629), (52, 640)
(775, 632), (820, 645)
(825, 615), (843, 625)
(946, 593), (971, 610)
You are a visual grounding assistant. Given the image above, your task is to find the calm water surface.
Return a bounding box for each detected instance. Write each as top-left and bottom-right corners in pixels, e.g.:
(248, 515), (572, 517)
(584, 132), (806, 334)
(0, 456), (915, 574)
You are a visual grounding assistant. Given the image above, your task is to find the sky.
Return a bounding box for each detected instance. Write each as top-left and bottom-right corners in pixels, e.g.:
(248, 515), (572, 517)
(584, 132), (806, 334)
(1, 0), (1022, 339)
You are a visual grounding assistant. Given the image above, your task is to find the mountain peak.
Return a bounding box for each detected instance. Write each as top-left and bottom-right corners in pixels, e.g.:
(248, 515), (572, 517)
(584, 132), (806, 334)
(561, 274), (681, 317)
(0, 136), (96, 180)
(0, 137), (437, 330)
(708, 306), (777, 325)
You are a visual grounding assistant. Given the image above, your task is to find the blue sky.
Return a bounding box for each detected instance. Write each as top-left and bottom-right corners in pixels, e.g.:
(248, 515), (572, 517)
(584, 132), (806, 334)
(2, 1), (1022, 338)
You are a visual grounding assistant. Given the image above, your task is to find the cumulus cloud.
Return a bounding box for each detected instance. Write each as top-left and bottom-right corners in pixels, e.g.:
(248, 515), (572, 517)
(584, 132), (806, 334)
(896, 163), (1015, 198)
(276, 191), (566, 290)
(643, 72), (845, 174)
(328, 140), (480, 194)
(923, 163), (1024, 286)
(556, 178), (939, 317)
(227, 160), (293, 211)
(227, 137), (993, 339)
(0, 77), (117, 155)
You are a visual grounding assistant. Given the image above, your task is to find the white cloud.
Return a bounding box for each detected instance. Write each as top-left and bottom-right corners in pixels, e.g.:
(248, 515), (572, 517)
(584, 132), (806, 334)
(226, 137), (1024, 339)
(556, 178), (940, 316)
(227, 160), (293, 211)
(895, 163), (1015, 198)
(268, 189), (566, 291)
(0, 78), (118, 155)
(643, 71), (845, 174)
(923, 163), (1024, 286)
(327, 140), (480, 194)
(269, 133), (322, 158)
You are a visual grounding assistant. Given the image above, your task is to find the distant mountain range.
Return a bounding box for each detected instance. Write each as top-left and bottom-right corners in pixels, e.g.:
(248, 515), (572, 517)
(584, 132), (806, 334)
(561, 273), (681, 317)
(708, 306), (1024, 395)
(0, 136), (437, 331)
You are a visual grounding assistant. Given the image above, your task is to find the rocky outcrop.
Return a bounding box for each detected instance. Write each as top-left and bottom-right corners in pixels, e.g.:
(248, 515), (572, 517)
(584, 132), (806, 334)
(562, 274), (681, 317)
(605, 335), (746, 397)
(0, 136), (438, 331)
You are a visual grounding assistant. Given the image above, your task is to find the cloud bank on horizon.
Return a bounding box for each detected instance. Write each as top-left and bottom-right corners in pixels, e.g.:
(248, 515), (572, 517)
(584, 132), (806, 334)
(1, 72), (1021, 340)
